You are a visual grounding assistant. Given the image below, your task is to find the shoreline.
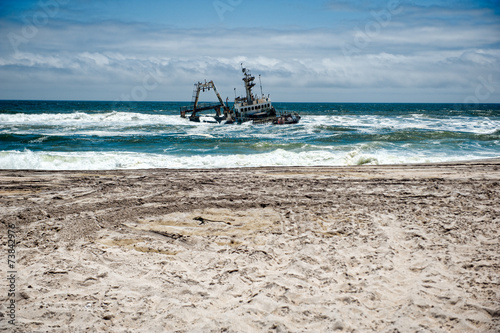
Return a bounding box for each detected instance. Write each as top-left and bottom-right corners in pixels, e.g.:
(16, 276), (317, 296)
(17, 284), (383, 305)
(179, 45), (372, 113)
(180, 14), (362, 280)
(1, 161), (499, 332)
(1, 156), (499, 173)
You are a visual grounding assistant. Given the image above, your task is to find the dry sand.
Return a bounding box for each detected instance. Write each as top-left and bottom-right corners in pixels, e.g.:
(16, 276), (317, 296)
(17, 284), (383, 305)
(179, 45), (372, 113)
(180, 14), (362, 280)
(1, 160), (499, 332)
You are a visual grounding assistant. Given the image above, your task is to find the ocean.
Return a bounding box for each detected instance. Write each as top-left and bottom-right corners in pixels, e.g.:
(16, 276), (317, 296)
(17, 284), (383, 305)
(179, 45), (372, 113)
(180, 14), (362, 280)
(0, 100), (499, 170)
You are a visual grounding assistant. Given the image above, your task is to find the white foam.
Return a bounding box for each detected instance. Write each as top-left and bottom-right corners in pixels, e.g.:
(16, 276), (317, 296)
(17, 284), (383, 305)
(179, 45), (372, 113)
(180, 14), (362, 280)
(0, 112), (185, 127)
(301, 114), (500, 134)
(1, 111), (498, 170)
(1, 149), (495, 171)
(2, 112), (498, 137)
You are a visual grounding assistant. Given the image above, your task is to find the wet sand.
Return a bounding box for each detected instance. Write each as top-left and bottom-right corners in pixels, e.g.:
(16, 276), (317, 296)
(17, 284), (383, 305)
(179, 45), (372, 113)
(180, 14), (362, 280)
(1, 160), (499, 332)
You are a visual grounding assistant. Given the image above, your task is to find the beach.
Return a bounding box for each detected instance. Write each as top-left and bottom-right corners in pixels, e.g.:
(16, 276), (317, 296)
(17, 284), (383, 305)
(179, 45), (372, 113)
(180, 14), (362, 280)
(1, 160), (499, 332)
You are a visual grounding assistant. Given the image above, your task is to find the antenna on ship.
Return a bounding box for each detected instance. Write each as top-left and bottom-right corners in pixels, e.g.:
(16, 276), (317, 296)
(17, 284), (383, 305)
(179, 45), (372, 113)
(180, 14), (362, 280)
(259, 74), (263, 98)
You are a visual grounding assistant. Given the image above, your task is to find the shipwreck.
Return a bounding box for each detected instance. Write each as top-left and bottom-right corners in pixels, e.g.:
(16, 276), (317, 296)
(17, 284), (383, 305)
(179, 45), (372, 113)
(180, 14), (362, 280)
(180, 65), (300, 125)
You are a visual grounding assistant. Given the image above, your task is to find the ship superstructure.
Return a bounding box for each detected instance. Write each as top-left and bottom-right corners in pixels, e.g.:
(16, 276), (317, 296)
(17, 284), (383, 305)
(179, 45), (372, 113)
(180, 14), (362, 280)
(233, 66), (276, 121)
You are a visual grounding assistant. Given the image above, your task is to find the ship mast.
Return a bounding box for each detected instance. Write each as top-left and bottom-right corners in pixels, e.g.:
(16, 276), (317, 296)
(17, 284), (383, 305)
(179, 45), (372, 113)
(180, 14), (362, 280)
(259, 74), (263, 98)
(241, 63), (256, 104)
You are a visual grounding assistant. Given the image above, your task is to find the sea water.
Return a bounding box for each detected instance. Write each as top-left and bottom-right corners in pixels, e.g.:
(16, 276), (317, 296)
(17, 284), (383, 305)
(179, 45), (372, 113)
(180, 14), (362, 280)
(0, 101), (499, 170)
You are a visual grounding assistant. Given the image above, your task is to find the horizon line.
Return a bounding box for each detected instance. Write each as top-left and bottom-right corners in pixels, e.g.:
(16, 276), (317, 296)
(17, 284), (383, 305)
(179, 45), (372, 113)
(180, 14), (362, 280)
(1, 99), (499, 105)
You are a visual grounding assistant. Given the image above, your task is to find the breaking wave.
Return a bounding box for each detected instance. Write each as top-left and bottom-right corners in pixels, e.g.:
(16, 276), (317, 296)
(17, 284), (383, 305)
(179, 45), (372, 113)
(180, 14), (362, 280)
(0, 149), (493, 170)
(1, 101), (499, 170)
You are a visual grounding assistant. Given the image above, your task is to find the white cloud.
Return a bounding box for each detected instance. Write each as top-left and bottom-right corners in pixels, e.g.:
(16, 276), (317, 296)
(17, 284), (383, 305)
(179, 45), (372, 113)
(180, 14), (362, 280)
(0, 5), (499, 102)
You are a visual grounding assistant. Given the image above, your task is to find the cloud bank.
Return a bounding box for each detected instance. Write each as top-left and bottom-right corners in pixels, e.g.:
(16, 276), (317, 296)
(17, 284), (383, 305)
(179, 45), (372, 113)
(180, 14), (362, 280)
(0, 0), (499, 102)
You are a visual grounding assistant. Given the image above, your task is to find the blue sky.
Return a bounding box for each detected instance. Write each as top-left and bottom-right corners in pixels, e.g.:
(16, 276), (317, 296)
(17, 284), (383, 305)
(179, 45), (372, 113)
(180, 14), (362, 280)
(0, 0), (499, 102)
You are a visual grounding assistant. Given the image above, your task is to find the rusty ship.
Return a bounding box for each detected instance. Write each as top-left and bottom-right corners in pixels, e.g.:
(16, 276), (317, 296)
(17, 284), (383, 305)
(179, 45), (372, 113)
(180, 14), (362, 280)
(180, 65), (300, 125)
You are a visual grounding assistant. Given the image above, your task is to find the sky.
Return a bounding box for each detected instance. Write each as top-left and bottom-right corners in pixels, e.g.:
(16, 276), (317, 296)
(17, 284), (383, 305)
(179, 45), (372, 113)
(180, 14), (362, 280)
(0, 0), (499, 102)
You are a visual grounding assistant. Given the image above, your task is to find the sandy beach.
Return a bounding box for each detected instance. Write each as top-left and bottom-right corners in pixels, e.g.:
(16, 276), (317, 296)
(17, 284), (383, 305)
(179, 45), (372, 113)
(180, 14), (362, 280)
(1, 160), (499, 332)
